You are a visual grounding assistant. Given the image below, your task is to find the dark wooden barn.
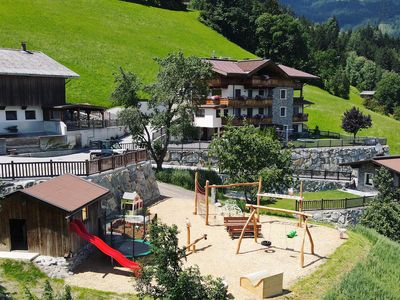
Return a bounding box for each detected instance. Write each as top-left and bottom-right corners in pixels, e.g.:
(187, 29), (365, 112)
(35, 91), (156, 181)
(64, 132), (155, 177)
(0, 174), (110, 257)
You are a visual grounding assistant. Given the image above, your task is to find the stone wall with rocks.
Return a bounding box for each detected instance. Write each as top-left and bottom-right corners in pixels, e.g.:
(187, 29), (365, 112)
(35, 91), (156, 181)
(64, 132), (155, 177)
(291, 145), (389, 172)
(295, 178), (349, 192)
(163, 145), (389, 172)
(34, 244), (94, 279)
(310, 207), (366, 227)
(89, 161), (160, 215)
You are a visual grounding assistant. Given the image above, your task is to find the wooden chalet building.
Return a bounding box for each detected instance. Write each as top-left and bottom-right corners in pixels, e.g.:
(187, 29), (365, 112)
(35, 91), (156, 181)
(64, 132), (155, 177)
(194, 58), (318, 140)
(0, 43), (123, 152)
(0, 174), (110, 257)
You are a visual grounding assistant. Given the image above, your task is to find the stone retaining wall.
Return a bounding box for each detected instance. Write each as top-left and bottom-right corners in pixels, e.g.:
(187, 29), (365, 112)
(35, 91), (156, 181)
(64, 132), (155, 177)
(296, 178), (350, 192)
(310, 207), (366, 227)
(163, 145), (389, 172)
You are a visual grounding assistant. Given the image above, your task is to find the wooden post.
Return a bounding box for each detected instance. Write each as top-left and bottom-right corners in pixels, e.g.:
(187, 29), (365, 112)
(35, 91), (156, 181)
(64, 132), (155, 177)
(256, 176), (262, 221)
(85, 159), (90, 176)
(186, 218), (191, 253)
(298, 181), (303, 227)
(194, 172), (198, 215)
(205, 180), (210, 226)
(50, 160), (54, 177)
(252, 208), (258, 243)
(236, 208), (256, 255)
(300, 216), (306, 267)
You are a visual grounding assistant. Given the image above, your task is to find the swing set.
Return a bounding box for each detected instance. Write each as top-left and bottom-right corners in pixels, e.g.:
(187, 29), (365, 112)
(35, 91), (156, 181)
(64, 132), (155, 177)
(194, 172), (262, 226)
(236, 204), (315, 268)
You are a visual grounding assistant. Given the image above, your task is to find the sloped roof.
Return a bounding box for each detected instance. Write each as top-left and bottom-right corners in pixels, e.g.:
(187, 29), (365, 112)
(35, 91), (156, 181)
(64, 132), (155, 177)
(341, 156), (400, 174)
(278, 64), (319, 79)
(0, 48), (79, 78)
(17, 174), (109, 213)
(205, 58), (318, 79)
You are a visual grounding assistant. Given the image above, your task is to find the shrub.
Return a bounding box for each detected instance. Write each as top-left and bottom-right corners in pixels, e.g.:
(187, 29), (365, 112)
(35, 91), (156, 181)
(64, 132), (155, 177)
(393, 106), (400, 120)
(155, 168), (222, 190)
(360, 167), (400, 242)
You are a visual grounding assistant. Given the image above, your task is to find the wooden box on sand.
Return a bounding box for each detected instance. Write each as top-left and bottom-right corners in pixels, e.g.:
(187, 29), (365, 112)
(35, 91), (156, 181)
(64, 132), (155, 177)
(240, 270), (283, 299)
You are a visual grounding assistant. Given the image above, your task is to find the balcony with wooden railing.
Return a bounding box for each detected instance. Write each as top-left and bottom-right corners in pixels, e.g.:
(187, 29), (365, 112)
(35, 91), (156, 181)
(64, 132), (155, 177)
(222, 116), (273, 126)
(203, 97), (273, 107)
(293, 113), (308, 122)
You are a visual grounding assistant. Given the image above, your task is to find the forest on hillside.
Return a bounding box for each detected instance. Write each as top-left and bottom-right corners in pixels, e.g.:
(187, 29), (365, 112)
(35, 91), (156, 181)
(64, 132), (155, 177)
(280, 0), (400, 36)
(191, 0), (400, 120)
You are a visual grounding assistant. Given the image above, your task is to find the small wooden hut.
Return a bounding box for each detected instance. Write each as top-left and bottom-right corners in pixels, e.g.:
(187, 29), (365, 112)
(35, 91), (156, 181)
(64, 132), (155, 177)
(0, 174), (110, 257)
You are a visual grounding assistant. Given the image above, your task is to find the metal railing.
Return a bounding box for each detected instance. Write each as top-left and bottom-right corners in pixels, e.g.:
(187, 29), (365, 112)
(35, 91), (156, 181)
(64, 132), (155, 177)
(291, 136), (387, 148)
(294, 169), (353, 181)
(295, 196), (374, 211)
(0, 149), (148, 179)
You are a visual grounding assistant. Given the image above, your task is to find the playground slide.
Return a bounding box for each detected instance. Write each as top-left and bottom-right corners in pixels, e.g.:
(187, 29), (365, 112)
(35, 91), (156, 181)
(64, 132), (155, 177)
(69, 219), (140, 271)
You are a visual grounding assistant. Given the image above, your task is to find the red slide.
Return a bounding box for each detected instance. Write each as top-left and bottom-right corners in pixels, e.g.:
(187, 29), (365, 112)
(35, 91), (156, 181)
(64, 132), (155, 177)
(69, 219), (140, 271)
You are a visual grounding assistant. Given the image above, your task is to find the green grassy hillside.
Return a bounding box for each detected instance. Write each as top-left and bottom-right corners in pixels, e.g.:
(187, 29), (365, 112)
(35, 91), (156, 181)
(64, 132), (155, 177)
(0, 0), (253, 107)
(304, 85), (400, 154)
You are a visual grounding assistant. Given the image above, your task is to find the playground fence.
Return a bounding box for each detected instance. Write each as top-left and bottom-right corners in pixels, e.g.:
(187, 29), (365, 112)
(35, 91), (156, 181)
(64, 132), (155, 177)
(296, 196), (374, 211)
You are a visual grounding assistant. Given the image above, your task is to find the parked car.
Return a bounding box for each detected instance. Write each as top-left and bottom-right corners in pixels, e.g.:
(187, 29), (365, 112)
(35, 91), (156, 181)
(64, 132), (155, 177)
(89, 140), (127, 159)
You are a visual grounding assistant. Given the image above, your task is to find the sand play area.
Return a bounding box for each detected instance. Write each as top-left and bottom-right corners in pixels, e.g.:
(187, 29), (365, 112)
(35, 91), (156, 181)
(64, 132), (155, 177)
(66, 182), (345, 299)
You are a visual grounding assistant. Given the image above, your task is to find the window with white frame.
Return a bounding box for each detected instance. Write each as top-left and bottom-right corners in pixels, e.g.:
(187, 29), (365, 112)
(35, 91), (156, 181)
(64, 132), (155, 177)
(280, 107), (287, 117)
(365, 173), (374, 186)
(280, 89), (287, 100)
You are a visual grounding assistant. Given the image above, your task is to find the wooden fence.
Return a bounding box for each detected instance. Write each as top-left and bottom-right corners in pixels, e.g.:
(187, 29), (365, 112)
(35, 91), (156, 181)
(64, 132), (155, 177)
(295, 196), (374, 211)
(0, 149), (148, 179)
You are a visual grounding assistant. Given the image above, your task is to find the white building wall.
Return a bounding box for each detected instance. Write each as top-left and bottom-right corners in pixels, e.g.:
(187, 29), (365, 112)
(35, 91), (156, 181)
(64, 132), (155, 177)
(194, 108), (222, 128)
(0, 106), (45, 134)
(66, 126), (127, 147)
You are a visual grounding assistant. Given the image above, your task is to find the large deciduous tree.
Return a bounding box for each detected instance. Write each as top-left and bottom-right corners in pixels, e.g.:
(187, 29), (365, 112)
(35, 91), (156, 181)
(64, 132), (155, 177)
(255, 13), (310, 69)
(341, 107), (372, 140)
(113, 52), (212, 171)
(374, 71), (400, 114)
(209, 124), (293, 201)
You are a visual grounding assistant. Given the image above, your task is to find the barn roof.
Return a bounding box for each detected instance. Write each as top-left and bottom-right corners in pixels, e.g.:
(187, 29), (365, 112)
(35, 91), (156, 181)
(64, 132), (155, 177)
(0, 48), (79, 78)
(16, 174), (109, 213)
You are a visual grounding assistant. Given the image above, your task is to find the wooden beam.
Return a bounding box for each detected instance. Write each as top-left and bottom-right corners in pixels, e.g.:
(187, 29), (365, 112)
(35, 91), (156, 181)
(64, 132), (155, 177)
(236, 209), (257, 254)
(257, 193), (302, 201)
(205, 180), (209, 226)
(246, 204), (312, 218)
(256, 177), (262, 221)
(193, 171), (198, 215)
(210, 182), (259, 189)
(298, 181), (304, 227)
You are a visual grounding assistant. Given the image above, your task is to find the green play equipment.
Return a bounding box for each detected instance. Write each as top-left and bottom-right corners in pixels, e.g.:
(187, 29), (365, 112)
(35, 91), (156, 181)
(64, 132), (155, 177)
(287, 230), (298, 238)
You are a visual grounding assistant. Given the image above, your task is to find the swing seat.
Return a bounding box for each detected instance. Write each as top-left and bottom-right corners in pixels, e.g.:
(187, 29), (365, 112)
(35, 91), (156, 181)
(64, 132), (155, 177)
(261, 240), (271, 247)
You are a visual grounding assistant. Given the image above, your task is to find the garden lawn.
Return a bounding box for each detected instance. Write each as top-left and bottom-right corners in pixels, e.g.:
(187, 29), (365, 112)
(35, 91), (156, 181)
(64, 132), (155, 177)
(0, 259), (137, 299)
(284, 226), (400, 300)
(304, 85), (400, 154)
(0, 0), (253, 107)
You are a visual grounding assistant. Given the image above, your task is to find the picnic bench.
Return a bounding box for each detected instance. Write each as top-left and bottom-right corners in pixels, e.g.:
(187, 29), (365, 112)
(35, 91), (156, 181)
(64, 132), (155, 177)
(224, 216), (262, 239)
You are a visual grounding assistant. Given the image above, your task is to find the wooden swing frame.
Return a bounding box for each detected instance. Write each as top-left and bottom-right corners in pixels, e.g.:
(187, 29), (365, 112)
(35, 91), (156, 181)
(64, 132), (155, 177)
(193, 172), (262, 226)
(236, 204), (315, 268)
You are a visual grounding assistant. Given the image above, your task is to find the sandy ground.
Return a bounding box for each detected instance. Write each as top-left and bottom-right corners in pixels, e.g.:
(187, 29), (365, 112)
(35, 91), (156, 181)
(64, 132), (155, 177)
(66, 182), (345, 299)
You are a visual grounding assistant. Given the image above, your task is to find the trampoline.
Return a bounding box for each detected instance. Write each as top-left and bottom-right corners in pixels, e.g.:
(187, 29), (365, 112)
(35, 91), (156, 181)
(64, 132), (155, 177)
(112, 236), (152, 258)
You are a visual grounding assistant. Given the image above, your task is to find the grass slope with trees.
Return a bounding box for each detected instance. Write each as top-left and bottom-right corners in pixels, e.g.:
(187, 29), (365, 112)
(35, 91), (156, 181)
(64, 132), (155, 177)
(0, 0), (253, 107)
(304, 85), (400, 154)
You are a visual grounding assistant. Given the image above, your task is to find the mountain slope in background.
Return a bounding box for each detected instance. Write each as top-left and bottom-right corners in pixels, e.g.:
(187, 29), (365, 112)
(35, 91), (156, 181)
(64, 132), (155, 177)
(281, 0), (400, 35)
(0, 0), (253, 106)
